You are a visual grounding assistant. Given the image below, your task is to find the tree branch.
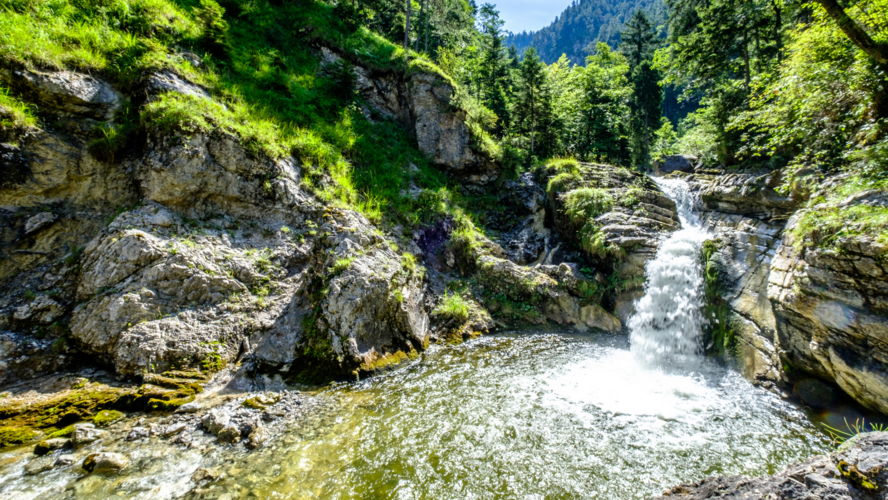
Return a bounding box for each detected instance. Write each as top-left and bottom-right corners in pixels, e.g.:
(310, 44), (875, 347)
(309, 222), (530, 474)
(814, 0), (887, 64)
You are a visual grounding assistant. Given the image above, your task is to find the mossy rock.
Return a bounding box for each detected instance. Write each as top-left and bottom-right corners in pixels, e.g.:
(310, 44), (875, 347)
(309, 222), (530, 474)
(93, 410), (125, 427)
(162, 370), (209, 381)
(0, 426), (37, 448)
(146, 397), (193, 412)
(242, 394), (280, 410)
(45, 424), (75, 439)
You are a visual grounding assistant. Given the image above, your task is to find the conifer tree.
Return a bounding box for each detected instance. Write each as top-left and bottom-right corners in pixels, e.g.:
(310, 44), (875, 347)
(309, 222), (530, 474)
(620, 10), (662, 168)
(512, 48), (556, 156)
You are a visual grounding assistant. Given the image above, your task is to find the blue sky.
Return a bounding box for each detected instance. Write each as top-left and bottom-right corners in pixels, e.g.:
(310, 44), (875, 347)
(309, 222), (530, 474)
(492, 0), (575, 34)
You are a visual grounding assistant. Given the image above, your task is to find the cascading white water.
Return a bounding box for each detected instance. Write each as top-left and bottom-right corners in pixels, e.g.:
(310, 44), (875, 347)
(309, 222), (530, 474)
(629, 177), (710, 369)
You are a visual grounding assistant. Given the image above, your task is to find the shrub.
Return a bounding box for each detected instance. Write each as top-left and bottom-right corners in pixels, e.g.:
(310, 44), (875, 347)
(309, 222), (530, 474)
(547, 172), (582, 193)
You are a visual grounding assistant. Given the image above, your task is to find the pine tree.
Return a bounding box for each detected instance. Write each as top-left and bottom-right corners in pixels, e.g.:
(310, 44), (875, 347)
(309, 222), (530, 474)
(512, 48), (556, 156)
(620, 10), (663, 168)
(478, 4), (510, 134)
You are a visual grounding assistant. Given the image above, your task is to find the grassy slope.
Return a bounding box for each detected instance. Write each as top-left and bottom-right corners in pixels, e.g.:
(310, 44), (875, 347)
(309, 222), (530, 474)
(0, 0), (489, 230)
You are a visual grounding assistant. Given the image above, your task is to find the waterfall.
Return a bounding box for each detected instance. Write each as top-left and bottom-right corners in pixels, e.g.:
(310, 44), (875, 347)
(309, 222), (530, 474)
(629, 177), (710, 369)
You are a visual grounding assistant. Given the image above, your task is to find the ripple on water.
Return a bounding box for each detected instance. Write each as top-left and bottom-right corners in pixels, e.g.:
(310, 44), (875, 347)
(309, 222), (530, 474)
(0, 333), (830, 500)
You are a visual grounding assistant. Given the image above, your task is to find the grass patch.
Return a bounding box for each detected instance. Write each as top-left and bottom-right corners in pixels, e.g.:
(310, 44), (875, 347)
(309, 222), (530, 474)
(433, 291), (470, 323)
(562, 187), (614, 226)
(790, 175), (888, 255)
(0, 85), (37, 131)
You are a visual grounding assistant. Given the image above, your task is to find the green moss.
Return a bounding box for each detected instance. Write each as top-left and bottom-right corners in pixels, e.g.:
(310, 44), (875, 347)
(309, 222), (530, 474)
(93, 409), (125, 427)
(45, 425), (75, 439)
(162, 371), (208, 380)
(146, 397), (193, 412)
(357, 350), (414, 374)
(700, 239), (738, 360)
(0, 426), (37, 448)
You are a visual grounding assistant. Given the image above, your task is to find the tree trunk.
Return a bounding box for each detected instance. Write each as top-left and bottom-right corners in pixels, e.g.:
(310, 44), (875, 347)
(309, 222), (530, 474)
(815, 0), (887, 64)
(415, 0), (424, 52)
(771, 0), (782, 64)
(743, 30), (751, 94)
(403, 0), (411, 49)
(424, 0), (430, 53)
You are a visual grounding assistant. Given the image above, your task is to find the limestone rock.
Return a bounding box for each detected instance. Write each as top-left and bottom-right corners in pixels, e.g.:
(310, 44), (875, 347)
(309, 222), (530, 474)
(0, 331), (69, 385)
(144, 71), (212, 101)
(126, 427), (149, 441)
(700, 172), (797, 219)
(33, 438), (70, 456)
(202, 409), (231, 435)
(72, 423), (104, 446)
(657, 432), (888, 499)
(24, 455), (56, 476)
(246, 425), (269, 449)
(1, 69), (122, 120)
(700, 212), (783, 383)
(23, 212), (57, 234)
(176, 402), (202, 413)
(768, 209), (888, 413)
(82, 452), (129, 474)
(316, 209), (429, 373)
(216, 424), (241, 443)
(13, 295), (64, 325)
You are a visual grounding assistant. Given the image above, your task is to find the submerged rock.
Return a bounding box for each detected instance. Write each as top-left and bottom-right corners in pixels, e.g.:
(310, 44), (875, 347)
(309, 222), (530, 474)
(82, 452), (129, 474)
(71, 423), (104, 446)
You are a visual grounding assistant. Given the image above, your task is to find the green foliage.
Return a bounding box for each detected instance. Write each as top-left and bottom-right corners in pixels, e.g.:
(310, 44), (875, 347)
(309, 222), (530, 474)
(824, 418), (888, 446)
(0, 85), (37, 131)
(433, 291), (471, 323)
(579, 221), (624, 260)
(561, 187), (614, 225)
(547, 172), (582, 193)
(329, 257), (355, 276)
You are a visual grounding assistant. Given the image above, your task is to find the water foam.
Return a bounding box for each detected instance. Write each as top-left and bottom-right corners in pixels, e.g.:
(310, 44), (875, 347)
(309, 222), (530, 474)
(629, 177), (710, 369)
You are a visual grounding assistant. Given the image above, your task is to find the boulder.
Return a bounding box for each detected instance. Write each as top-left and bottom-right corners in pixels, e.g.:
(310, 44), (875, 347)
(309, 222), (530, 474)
(657, 432), (888, 499)
(71, 423), (104, 446)
(201, 409), (231, 435)
(216, 424), (241, 444)
(33, 438), (70, 456)
(246, 425), (269, 449)
(699, 212), (784, 383)
(13, 296), (65, 324)
(82, 452), (129, 474)
(659, 154), (697, 173)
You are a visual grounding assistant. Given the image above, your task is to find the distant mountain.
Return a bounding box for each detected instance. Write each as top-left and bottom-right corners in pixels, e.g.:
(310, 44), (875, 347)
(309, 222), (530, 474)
(506, 0), (667, 65)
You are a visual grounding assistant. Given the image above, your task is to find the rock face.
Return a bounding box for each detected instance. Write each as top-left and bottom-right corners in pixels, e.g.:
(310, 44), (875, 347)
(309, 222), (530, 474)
(1, 69), (122, 120)
(769, 206), (888, 413)
(0, 66), (435, 383)
(700, 211), (783, 383)
(322, 47), (497, 183)
(658, 432), (888, 499)
(700, 172), (797, 219)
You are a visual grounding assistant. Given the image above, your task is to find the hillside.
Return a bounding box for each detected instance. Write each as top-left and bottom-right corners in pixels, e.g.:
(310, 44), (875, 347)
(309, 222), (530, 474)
(505, 0), (667, 64)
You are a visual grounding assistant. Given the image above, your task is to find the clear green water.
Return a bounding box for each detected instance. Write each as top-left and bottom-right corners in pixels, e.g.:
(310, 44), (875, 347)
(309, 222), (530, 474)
(0, 332), (831, 499)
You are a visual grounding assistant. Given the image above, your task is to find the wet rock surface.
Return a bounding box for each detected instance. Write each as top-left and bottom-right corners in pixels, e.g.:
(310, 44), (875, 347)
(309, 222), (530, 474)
(658, 432), (888, 500)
